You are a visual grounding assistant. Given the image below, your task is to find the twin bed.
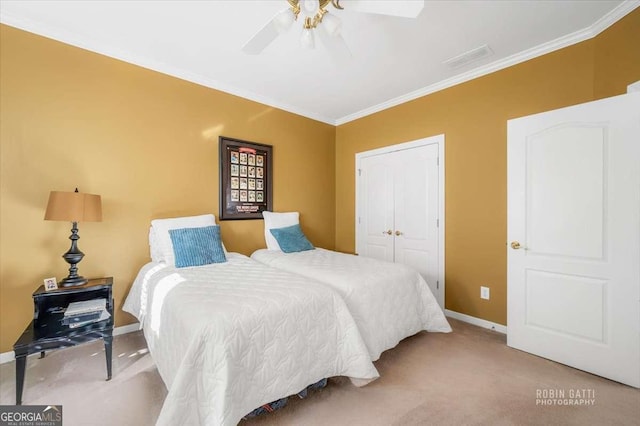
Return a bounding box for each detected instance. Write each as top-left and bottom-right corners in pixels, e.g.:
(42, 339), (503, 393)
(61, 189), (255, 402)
(252, 248), (451, 361)
(123, 213), (450, 425)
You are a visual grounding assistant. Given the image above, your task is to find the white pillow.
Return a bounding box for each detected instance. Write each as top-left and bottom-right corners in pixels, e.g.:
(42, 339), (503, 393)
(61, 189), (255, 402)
(262, 211), (299, 251)
(149, 227), (164, 262)
(150, 214), (218, 266)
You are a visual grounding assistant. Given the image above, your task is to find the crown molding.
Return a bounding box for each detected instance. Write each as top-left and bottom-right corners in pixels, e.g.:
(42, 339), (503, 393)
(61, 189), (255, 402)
(2, 1), (637, 127)
(589, 0), (640, 36)
(0, 11), (335, 125)
(335, 0), (640, 125)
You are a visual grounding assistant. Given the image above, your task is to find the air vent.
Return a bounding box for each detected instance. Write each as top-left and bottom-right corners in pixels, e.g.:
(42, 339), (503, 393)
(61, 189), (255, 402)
(443, 44), (493, 69)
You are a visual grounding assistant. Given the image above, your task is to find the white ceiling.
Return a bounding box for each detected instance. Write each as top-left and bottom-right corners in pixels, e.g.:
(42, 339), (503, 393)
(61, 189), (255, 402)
(1, 1), (637, 125)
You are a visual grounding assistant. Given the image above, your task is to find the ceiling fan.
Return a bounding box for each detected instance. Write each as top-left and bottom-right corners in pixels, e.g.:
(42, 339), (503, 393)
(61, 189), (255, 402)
(242, 0), (425, 62)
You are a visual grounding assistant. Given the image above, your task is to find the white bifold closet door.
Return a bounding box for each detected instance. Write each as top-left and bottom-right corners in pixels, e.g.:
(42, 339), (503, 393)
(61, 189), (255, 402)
(357, 141), (441, 307)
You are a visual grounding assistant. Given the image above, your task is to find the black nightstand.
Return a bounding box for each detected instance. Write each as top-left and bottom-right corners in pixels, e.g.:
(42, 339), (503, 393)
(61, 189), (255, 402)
(13, 277), (114, 405)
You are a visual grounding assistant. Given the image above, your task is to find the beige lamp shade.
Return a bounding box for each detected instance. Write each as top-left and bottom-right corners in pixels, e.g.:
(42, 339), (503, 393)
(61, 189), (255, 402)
(44, 191), (102, 222)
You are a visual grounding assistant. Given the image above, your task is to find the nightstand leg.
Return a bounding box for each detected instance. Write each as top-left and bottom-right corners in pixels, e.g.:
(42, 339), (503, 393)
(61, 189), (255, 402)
(104, 335), (113, 380)
(15, 355), (26, 405)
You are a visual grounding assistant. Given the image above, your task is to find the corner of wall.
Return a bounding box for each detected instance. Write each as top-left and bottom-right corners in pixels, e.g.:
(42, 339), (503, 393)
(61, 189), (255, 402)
(593, 7), (640, 99)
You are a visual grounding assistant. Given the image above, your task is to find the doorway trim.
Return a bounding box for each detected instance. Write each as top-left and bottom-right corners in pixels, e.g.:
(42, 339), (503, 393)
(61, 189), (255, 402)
(355, 134), (445, 308)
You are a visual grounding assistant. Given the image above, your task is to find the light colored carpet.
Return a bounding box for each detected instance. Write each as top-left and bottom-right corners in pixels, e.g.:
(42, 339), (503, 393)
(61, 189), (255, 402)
(1, 319), (638, 425)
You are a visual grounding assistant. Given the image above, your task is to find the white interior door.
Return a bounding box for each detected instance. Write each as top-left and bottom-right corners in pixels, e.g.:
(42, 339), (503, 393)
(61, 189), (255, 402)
(356, 135), (445, 308)
(358, 153), (394, 262)
(394, 144), (440, 303)
(507, 92), (640, 387)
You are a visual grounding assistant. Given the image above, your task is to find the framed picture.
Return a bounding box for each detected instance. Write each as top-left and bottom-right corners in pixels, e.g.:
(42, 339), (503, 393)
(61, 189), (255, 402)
(219, 136), (273, 220)
(44, 277), (58, 291)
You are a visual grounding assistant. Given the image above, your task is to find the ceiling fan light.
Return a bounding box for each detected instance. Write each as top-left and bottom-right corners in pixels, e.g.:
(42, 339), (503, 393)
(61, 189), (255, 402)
(273, 8), (295, 34)
(302, 0), (319, 15)
(300, 28), (315, 49)
(322, 13), (341, 36)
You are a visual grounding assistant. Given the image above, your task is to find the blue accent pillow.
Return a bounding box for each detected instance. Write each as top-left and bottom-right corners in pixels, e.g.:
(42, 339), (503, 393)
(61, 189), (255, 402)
(269, 224), (314, 253)
(169, 225), (226, 268)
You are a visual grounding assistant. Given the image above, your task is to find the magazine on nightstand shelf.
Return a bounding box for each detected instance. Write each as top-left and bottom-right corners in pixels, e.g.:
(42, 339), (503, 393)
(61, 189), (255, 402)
(68, 310), (111, 328)
(63, 298), (111, 328)
(64, 299), (106, 315)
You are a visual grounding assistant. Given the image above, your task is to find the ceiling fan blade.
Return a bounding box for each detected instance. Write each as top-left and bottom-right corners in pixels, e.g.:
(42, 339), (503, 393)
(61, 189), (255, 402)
(343, 0), (425, 18)
(317, 25), (352, 65)
(241, 15), (281, 54)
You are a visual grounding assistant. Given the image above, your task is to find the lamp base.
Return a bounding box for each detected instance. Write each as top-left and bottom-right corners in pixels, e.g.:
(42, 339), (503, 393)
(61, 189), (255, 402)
(60, 221), (88, 287)
(60, 275), (88, 287)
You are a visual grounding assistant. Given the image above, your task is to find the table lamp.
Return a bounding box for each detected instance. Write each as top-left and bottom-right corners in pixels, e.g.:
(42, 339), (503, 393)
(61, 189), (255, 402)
(44, 188), (102, 287)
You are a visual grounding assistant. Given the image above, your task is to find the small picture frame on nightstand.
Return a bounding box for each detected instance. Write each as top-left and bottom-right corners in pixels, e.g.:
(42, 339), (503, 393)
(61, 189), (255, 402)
(43, 277), (58, 291)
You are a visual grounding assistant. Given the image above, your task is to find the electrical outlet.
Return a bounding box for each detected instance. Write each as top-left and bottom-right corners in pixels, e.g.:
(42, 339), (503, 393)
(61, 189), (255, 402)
(481, 286), (490, 300)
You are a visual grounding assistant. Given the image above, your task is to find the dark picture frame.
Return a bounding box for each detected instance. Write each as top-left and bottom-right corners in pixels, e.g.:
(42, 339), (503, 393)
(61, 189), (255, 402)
(219, 136), (273, 220)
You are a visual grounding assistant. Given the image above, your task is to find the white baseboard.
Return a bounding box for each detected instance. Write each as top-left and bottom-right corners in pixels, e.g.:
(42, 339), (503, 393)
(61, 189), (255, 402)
(0, 322), (140, 365)
(445, 309), (507, 334)
(0, 350), (17, 365)
(113, 322), (141, 336)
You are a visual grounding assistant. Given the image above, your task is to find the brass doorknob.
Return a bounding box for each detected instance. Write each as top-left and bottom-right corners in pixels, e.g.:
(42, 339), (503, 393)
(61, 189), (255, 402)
(511, 241), (521, 250)
(395, 230), (403, 236)
(383, 230), (392, 235)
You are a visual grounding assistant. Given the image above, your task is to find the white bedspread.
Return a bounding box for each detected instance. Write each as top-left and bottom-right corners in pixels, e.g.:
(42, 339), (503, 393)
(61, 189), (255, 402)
(251, 249), (452, 361)
(123, 254), (378, 426)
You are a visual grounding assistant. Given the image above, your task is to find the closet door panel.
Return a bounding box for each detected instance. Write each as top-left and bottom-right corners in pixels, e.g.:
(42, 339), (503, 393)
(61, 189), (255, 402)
(357, 154), (394, 262)
(393, 144), (440, 296)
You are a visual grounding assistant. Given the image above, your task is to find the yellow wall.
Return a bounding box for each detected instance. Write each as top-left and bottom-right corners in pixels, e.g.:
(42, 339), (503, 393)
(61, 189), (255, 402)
(0, 25), (335, 352)
(594, 9), (640, 98)
(1, 10), (638, 353)
(335, 10), (640, 325)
